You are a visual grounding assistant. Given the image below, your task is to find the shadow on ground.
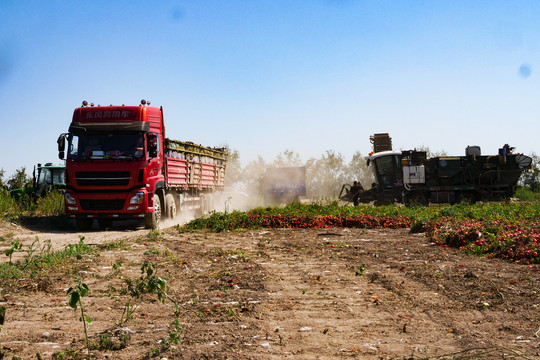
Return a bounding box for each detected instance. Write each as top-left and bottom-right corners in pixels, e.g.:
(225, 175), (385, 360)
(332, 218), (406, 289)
(17, 216), (145, 233)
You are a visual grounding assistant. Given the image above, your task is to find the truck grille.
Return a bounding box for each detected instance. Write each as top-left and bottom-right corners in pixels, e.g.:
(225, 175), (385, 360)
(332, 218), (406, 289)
(76, 171), (131, 186)
(79, 199), (125, 211)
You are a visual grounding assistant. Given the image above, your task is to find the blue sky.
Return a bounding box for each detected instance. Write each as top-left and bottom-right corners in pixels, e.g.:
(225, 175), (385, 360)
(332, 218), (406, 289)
(1, 1), (539, 177)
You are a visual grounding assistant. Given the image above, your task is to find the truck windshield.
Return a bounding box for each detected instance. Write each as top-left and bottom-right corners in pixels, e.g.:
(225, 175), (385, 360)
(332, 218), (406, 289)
(68, 133), (145, 160)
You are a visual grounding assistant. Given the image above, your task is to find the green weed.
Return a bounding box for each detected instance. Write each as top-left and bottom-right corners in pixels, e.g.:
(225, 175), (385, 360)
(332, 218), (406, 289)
(97, 239), (128, 251)
(4, 240), (22, 263)
(118, 261), (169, 326)
(0, 190), (64, 221)
(94, 331), (130, 350)
(144, 247), (160, 256)
(52, 348), (81, 360)
(67, 280), (92, 352)
(146, 229), (165, 242)
(144, 302), (184, 359)
(35, 190), (64, 216)
(515, 187), (540, 201)
(0, 237), (93, 282)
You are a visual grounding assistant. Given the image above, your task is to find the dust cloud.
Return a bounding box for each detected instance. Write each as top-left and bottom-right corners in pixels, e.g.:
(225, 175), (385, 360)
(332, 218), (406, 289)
(158, 189), (260, 230)
(158, 208), (196, 229)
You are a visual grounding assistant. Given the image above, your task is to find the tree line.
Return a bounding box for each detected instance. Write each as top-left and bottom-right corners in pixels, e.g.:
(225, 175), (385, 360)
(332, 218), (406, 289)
(0, 168), (33, 191)
(2, 150), (538, 200)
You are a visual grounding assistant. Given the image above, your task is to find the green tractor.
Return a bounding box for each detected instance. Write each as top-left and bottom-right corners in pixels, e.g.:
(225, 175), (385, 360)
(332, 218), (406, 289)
(10, 163), (65, 199)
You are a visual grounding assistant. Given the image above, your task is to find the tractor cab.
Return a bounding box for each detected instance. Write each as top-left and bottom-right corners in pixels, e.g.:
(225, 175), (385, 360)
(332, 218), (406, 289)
(10, 163), (65, 199)
(339, 133), (429, 206)
(365, 151), (404, 204)
(339, 150), (405, 205)
(34, 163), (65, 197)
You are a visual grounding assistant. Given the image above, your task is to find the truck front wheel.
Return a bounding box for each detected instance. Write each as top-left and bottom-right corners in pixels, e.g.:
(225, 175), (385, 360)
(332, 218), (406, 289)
(145, 194), (162, 229)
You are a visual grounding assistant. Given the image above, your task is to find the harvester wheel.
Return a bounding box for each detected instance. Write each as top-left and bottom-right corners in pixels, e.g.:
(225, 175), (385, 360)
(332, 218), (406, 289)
(145, 194), (162, 229)
(458, 192), (476, 204)
(405, 192), (428, 207)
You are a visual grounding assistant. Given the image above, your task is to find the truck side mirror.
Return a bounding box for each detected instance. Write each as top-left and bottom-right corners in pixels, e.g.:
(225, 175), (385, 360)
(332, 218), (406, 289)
(57, 135), (66, 160)
(147, 134), (158, 158)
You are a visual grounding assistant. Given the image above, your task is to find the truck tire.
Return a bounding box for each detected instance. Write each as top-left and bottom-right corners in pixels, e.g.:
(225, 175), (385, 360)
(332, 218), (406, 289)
(76, 218), (94, 231)
(145, 194), (162, 229)
(165, 193), (176, 219)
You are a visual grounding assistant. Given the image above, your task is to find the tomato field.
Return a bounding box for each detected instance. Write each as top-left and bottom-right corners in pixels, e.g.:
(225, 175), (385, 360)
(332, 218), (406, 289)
(182, 202), (540, 264)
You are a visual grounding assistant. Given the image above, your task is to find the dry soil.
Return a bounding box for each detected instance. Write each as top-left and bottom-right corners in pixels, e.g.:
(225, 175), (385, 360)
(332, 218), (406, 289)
(0, 218), (539, 359)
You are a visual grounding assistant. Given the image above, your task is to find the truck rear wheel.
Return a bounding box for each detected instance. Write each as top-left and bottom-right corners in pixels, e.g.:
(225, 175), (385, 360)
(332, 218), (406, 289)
(145, 194), (162, 229)
(165, 193), (176, 219)
(76, 218), (94, 231)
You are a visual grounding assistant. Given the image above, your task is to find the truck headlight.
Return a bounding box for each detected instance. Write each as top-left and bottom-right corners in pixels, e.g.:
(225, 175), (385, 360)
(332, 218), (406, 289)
(129, 192), (145, 204)
(65, 193), (76, 205)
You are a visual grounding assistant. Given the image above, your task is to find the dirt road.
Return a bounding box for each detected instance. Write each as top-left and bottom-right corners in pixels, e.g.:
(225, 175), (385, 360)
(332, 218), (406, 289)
(0, 219), (539, 359)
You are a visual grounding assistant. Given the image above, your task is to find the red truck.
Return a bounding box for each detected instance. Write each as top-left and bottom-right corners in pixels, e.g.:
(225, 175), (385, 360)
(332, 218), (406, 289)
(57, 100), (227, 230)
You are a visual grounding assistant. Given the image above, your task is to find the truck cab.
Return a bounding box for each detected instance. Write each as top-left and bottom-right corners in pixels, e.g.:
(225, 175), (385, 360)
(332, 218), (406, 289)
(58, 101), (164, 230)
(58, 100), (227, 230)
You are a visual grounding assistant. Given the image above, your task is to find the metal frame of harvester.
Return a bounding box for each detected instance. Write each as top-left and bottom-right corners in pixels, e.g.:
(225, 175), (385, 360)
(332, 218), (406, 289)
(340, 133), (533, 206)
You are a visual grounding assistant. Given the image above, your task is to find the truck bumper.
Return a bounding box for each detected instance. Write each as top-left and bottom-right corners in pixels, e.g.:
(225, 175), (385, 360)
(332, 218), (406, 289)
(64, 188), (150, 219)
